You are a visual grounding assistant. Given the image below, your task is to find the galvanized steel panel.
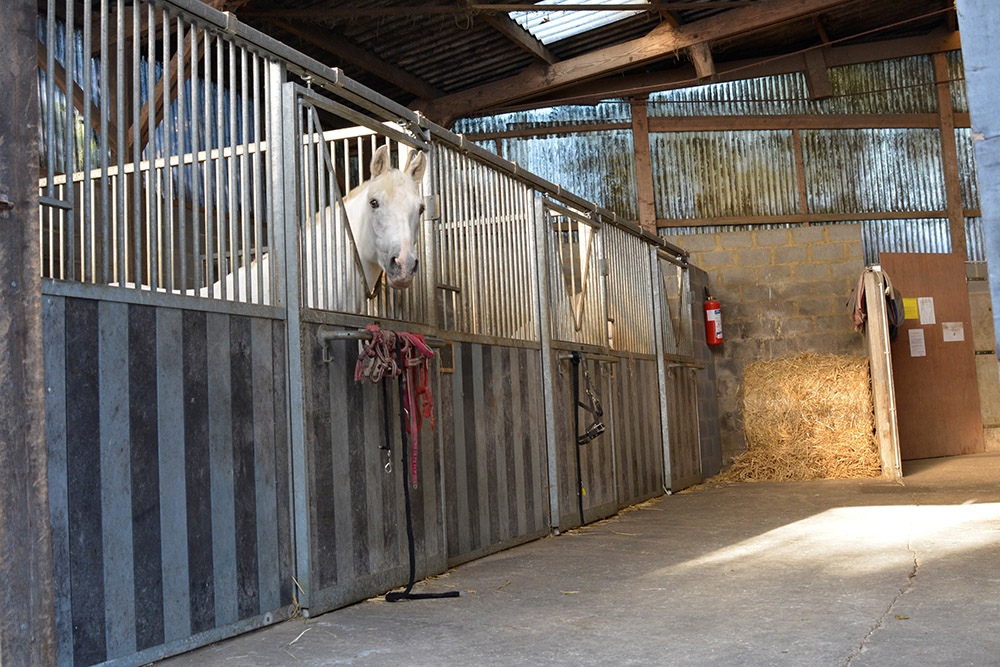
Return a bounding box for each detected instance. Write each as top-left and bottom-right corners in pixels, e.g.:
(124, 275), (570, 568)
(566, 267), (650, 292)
(957, 127), (981, 209)
(802, 128), (946, 213)
(647, 56), (938, 117)
(651, 130), (798, 220)
(604, 224), (655, 355)
(452, 101), (631, 135)
(500, 130), (638, 221)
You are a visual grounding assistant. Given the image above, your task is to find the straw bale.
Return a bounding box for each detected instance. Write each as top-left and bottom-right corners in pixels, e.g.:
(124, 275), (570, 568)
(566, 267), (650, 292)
(716, 354), (879, 482)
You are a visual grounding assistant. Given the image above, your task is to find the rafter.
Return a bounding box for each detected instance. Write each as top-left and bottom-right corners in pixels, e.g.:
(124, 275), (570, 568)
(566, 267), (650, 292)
(466, 1), (556, 65)
(270, 19), (443, 100)
(475, 30), (962, 114)
(418, 0), (862, 124)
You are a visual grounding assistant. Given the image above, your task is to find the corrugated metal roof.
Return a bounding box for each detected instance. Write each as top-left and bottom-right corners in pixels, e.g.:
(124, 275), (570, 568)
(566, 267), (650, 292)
(510, 0), (650, 45)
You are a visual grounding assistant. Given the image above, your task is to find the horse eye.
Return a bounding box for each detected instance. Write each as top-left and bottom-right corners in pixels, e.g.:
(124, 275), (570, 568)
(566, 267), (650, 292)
(369, 198), (379, 209)
(419, 204), (426, 215)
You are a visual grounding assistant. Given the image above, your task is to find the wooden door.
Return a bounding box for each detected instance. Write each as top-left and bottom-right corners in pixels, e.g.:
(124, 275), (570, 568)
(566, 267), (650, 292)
(879, 253), (984, 459)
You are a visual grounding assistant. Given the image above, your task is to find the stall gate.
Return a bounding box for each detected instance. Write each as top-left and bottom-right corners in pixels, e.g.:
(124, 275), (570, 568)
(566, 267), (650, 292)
(34, 0), (697, 664)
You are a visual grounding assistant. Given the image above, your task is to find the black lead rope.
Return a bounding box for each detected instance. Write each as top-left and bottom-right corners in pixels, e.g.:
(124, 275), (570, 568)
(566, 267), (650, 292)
(385, 339), (459, 603)
(571, 352), (585, 527)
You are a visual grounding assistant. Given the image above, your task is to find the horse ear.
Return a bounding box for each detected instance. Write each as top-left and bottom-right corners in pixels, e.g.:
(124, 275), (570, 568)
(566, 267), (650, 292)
(404, 150), (427, 182)
(370, 144), (391, 178)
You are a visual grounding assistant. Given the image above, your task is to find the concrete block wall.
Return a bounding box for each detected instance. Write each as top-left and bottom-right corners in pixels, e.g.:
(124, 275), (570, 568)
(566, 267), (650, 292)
(662, 224), (866, 465)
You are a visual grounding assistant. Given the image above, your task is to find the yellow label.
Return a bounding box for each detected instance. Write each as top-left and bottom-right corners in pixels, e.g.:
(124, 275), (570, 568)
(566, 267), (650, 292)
(903, 297), (919, 321)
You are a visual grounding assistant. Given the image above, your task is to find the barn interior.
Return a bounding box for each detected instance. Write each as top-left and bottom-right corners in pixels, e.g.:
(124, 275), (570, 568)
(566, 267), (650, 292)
(3, 0), (1000, 665)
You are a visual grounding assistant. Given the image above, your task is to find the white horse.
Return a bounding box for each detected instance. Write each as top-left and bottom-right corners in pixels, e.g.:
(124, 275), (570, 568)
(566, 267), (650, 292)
(199, 143), (426, 304)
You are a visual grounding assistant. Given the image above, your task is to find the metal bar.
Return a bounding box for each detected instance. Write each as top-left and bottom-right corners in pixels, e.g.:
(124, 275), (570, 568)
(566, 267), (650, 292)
(557, 352), (621, 364)
(83, 0), (94, 282)
(228, 40), (239, 300)
(252, 52), (263, 304)
(131, 3), (141, 286)
(203, 29), (213, 290)
(164, 8), (175, 293)
(45, 0), (55, 202)
(315, 326), (448, 348)
(294, 84), (428, 152)
(533, 196), (560, 531)
(215, 34), (226, 298)
(315, 106), (330, 310)
(147, 2), (158, 291)
(240, 44), (252, 302)
(65, 0), (76, 280)
(177, 16), (188, 293)
(303, 102), (317, 308)
(100, 0), (110, 283)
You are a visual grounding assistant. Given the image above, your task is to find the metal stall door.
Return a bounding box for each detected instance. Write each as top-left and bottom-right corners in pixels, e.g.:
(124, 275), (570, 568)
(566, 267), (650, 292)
(657, 251), (704, 491)
(535, 198), (618, 531)
(282, 82), (447, 616)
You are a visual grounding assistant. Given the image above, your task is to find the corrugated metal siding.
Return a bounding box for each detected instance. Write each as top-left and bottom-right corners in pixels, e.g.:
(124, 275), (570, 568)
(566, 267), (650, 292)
(453, 102), (631, 135)
(956, 127), (980, 209)
(44, 296), (294, 667)
(439, 343), (550, 564)
(647, 56), (937, 117)
(604, 225), (655, 355)
(500, 130), (638, 220)
(802, 128), (946, 213)
(862, 217), (985, 264)
(651, 131), (798, 219)
(948, 49), (969, 114)
(299, 329), (446, 614)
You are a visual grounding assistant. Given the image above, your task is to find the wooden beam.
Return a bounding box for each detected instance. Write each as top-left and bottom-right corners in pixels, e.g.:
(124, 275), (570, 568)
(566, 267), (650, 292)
(792, 128), (809, 223)
(468, 2), (557, 65)
(38, 41), (118, 157)
(419, 0), (860, 122)
(478, 30), (963, 114)
(934, 51), (967, 259)
(656, 209), (983, 228)
(803, 48), (832, 100)
(271, 19), (443, 100)
(812, 14), (831, 44)
(0, 1), (57, 664)
(243, 3), (756, 18)
(688, 42), (716, 79)
(630, 97), (657, 233)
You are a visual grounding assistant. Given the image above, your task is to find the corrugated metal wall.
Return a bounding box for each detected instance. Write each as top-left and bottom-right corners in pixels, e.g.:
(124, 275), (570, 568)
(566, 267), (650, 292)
(44, 296), (294, 667)
(460, 51), (983, 264)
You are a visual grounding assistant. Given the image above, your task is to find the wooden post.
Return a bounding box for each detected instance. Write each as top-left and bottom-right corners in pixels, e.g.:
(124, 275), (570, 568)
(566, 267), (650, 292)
(934, 51), (967, 260)
(792, 128), (810, 226)
(0, 0), (58, 664)
(630, 96), (657, 234)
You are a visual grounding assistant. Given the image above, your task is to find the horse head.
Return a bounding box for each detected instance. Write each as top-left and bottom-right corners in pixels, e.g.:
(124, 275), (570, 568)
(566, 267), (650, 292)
(347, 144), (427, 292)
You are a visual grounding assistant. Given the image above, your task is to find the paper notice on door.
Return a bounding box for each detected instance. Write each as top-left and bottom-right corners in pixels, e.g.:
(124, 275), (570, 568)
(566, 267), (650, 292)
(917, 297), (936, 325)
(942, 321), (965, 342)
(902, 298), (919, 321)
(908, 328), (927, 357)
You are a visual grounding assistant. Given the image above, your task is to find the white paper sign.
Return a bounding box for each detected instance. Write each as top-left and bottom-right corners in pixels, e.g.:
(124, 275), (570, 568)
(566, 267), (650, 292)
(918, 297), (936, 325)
(908, 328), (927, 357)
(942, 321), (965, 342)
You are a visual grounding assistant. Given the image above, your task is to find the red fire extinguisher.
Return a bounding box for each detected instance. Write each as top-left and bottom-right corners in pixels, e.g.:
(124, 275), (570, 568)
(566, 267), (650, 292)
(704, 292), (723, 345)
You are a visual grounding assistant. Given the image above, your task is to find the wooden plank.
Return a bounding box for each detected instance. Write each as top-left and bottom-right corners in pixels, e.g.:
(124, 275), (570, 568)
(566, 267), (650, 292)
(804, 48), (833, 100)
(934, 52), (967, 259)
(0, 1), (56, 662)
(630, 98), (657, 234)
(792, 128), (810, 219)
(649, 113), (956, 132)
(688, 42), (716, 79)
(880, 253), (984, 460)
(862, 270), (902, 480)
(420, 0), (859, 121)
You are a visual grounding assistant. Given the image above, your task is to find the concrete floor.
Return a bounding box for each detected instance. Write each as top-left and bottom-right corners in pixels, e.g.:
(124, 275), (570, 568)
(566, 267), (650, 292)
(159, 453), (1000, 666)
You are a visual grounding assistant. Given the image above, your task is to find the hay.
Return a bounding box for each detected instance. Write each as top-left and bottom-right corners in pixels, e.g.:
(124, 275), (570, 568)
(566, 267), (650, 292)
(715, 354), (880, 483)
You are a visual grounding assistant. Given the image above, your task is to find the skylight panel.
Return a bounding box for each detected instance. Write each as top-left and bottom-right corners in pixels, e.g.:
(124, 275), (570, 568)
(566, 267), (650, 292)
(510, 0), (650, 46)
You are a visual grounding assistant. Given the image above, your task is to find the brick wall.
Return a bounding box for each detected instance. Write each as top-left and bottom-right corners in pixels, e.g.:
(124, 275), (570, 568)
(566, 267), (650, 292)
(663, 224), (866, 464)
